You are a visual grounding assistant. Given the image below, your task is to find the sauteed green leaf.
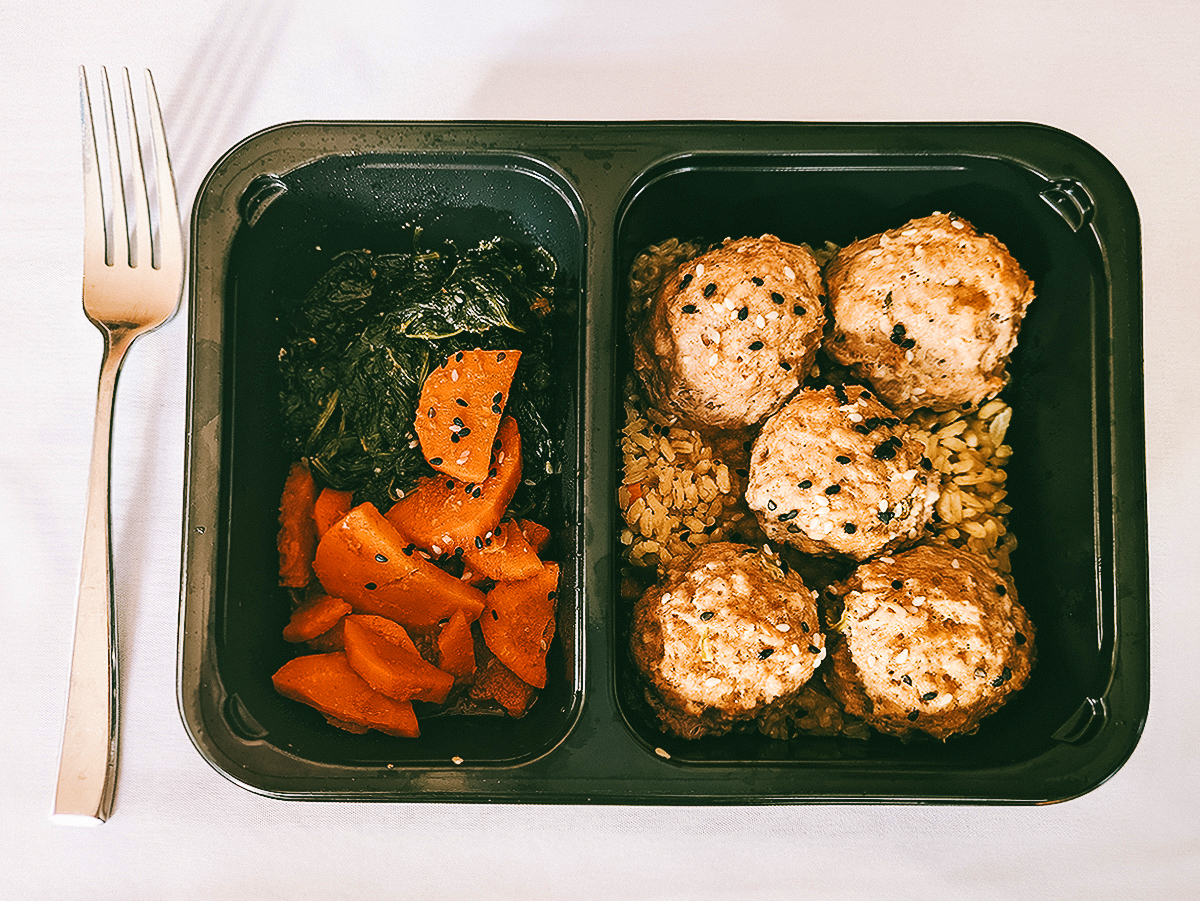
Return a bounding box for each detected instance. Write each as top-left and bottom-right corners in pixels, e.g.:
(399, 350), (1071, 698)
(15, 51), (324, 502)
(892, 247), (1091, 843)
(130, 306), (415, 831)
(279, 235), (560, 514)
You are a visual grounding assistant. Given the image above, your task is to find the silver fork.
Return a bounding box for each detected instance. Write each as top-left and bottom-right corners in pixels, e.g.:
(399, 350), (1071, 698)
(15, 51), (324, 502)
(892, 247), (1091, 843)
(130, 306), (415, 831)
(53, 67), (183, 825)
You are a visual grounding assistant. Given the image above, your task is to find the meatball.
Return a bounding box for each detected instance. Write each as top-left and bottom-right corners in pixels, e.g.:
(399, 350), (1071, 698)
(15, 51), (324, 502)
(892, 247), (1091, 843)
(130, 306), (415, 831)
(629, 541), (826, 739)
(633, 235), (826, 429)
(745, 386), (940, 560)
(824, 213), (1035, 415)
(823, 543), (1036, 740)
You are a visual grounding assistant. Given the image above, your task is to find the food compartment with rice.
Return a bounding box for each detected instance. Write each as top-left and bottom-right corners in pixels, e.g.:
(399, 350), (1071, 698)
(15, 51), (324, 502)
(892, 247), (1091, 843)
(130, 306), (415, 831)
(613, 151), (1138, 773)
(184, 146), (586, 784)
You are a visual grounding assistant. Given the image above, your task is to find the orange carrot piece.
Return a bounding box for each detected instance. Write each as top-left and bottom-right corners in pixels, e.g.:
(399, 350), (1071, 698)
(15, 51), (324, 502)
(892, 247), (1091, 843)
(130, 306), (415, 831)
(469, 656), (537, 717)
(323, 714), (370, 734)
(343, 617), (454, 704)
(313, 502), (486, 629)
(278, 461), (319, 587)
(271, 652), (420, 737)
(414, 348), (522, 483)
(517, 519), (552, 556)
(437, 609), (477, 679)
(313, 487), (355, 538)
(282, 594), (352, 643)
(479, 561), (560, 689)
(386, 415), (522, 557)
(344, 614), (418, 654)
(306, 620), (346, 652)
(462, 519), (544, 582)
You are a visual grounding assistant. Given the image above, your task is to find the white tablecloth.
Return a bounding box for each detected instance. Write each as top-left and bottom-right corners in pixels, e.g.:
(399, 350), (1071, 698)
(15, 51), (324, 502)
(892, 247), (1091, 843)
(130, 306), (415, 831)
(2, 1), (1196, 897)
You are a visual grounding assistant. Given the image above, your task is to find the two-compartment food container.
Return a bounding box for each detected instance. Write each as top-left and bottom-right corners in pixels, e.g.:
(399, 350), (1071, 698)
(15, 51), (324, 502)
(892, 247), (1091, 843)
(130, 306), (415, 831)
(180, 122), (1147, 803)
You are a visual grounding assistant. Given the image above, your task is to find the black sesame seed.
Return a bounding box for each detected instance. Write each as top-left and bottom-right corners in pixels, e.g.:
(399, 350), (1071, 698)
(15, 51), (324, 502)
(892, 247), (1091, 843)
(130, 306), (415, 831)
(995, 584), (1007, 596)
(428, 407), (436, 418)
(872, 437), (902, 460)
(921, 691), (938, 702)
(749, 341), (764, 351)
(375, 553), (388, 563)
(455, 351), (464, 362)
(456, 398), (469, 407)
(794, 305), (805, 316)
(767, 500), (778, 511)
(843, 523), (857, 533)
(737, 306), (749, 320)
(833, 384), (849, 405)
(836, 455), (851, 464)
(454, 547), (464, 557)
(908, 711), (920, 721)
(877, 509), (895, 524)
(1003, 666), (1012, 680)
(700, 611), (715, 621)
(825, 484), (841, 495)
(797, 479), (812, 490)
(472, 487), (482, 498)
(453, 416), (464, 426)
(430, 457), (443, 466)
(497, 352), (506, 361)
(680, 273), (693, 289)
(770, 291), (784, 304)
(758, 647), (774, 659)
(920, 457), (933, 470)
(450, 433), (460, 443)
(459, 427), (472, 437)
(808, 644), (820, 654)
(491, 609), (499, 620)
(493, 439), (502, 450)
(403, 544), (415, 556)
(902, 674), (912, 685)
(900, 337), (916, 350)
(1015, 632), (1027, 646)
(681, 303), (698, 314)
(892, 580), (903, 590)
(492, 404), (502, 414)
(787, 523), (801, 533)
(735, 468), (749, 477)
(780, 360), (792, 371)
(778, 510), (798, 521)
(703, 282), (717, 297)
(474, 536), (484, 549)
(445, 480), (455, 489)
(800, 621), (810, 632)
(493, 392), (503, 404)
(751, 276), (764, 286)
(365, 582), (377, 591)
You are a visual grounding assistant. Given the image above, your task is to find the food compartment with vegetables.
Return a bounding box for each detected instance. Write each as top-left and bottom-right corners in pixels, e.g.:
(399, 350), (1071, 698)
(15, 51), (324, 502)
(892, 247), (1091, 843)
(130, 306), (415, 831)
(185, 147), (585, 777)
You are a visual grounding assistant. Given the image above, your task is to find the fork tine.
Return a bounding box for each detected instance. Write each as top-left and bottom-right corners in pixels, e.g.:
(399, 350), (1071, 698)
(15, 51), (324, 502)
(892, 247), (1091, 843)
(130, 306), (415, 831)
(79, 68), (107, 275)
(122, 69), (152, 271)
(99, 67), (128, 268)
(143, 69), (182, 274)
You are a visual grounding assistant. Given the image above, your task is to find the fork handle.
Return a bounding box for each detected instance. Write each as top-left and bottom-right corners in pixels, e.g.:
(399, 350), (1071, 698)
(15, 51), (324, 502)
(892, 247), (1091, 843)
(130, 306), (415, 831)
(53, 326), (136, 825)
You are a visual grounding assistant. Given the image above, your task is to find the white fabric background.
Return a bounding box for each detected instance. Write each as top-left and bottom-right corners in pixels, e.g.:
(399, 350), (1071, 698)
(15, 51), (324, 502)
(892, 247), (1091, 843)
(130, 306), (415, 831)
(1, 1), (1196, 897)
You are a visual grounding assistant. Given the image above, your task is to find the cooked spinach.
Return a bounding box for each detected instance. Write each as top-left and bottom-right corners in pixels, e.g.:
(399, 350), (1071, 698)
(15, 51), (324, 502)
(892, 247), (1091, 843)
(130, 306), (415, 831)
(278, 235), (560, 514)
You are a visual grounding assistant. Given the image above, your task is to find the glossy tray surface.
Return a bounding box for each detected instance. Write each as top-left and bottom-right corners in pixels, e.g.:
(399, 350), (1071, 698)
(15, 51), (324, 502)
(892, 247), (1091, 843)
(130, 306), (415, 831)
(180, 122), (1147, 803)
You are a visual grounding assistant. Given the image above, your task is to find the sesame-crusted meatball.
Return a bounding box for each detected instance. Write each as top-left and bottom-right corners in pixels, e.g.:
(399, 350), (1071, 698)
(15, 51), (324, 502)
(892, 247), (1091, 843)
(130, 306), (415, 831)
(745, 386), (940, 561)
(823, 543), (1035, 740)
(633, 236), (826, 429)
(629, 541), (826, 739)
(825, 213), (1035, 415)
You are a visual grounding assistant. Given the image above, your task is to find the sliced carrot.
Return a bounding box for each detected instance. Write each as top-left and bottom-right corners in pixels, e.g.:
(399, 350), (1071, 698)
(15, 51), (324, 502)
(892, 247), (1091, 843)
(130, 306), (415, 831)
(414, 348), (522, 483)
(462, 519), (543, 582)
(313, 502), (486, 629)
(271, 652), (420, 737)
(282, 594), (352, 643)
(479, 561), (560, 689)
(306, 620), (346, 652)
(313, 487), (355, 538)
(469, 656), (538, 717)
(278, 460), (319, 587)
(343, 617), (454, 704)
(437, 609), (477, 680)
(517, 519), (552, 556)
(344, 614), (418, 654)
(386, 415), (522, 557)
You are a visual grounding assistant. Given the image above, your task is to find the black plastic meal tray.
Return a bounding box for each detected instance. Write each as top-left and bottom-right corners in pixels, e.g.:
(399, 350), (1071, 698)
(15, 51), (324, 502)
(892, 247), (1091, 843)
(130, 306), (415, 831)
(180, 122), (1147, 803)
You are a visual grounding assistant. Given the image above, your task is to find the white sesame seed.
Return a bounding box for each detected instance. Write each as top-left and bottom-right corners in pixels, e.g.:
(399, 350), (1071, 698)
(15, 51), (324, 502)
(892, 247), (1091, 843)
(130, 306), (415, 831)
(451, 370), (459, 381)
(767, 311), (778, 320)
(704, 677), (721, 687)
(784, 266), (795, 281)
(709, 353), (719, 366)
(848, 413), (863, 422)
(944, 278), (961, 287)
(952, 220), (965, 229)
(452, 756), (464, 765)
(902, 228), (917, 236)
(696, 264), (704, 277)
(723, 297), (735, 310)
(755, 315), (766, 328)
(895, 648), (909, 664)
(905, 350), (914, 362)
(776, 623), (791, 632)
(655, 747), (671, 759)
